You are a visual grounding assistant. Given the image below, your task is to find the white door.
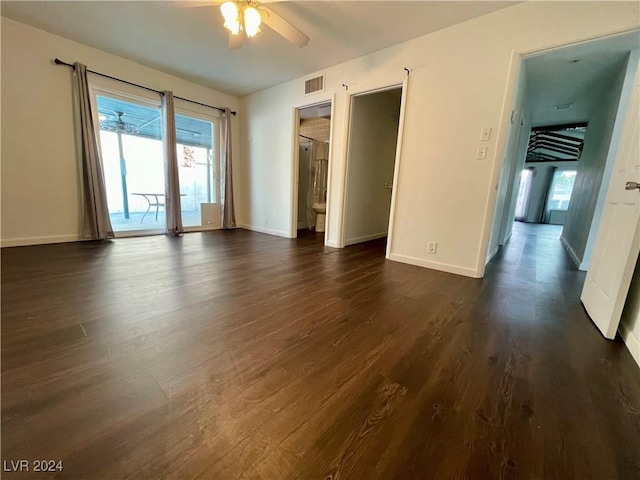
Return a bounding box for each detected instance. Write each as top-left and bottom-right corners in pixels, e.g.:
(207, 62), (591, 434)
(581, 65), (640, 339)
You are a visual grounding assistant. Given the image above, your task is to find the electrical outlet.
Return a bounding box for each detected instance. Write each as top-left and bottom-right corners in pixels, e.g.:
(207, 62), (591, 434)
(428, 241), (437, 254)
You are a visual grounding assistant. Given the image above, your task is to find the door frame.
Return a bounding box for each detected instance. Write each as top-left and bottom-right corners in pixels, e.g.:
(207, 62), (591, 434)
(479, 30), (640, 277)
(88, 78), (165, 237)
(338, 77), (410, 256)
(173, 102), (223, 233)
(290, 95), (335, 241)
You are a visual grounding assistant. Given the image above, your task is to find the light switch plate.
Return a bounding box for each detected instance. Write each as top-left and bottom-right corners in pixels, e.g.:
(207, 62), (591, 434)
(477, 146), (488, 160)
(480, 128), (492, 141)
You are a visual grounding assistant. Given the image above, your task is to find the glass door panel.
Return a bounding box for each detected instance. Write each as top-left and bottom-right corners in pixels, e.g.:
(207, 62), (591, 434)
(175, 113), (219, 229)
(96, 95), (165, 234)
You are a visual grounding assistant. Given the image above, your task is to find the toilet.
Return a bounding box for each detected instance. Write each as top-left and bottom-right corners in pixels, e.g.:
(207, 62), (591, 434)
(312, 202), (326, 232)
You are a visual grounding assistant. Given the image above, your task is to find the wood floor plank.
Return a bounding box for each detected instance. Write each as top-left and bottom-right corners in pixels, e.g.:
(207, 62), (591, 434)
(2, 224), (639, 479)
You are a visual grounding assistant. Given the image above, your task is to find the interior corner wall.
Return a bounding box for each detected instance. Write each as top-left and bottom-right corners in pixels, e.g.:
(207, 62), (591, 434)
(343, 89), (400, 245)
(500, 100), (531, 246)
(241, 2), (639, 277)
(503, 121), (532, 236)
(0, 17), (241, 247)
(560, 57), (629, 266)
(486, 63), (528, 262)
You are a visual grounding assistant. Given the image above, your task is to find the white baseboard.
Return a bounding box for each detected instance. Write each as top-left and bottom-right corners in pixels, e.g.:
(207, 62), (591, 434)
(344, 231), (387, 246)
(504, 230), (513, 244)
(238, 224), (291, 238)
(388, 252), (480, 278)
(325, 240), (340, 248)
(559, 235), (582, 269)
(619, 322), (640, 368)
(485, 245), (499, 265)
(1, 234), (80, 248)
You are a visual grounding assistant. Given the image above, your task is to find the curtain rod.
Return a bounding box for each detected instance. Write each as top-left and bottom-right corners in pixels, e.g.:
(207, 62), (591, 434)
(54, 58), (237, 116)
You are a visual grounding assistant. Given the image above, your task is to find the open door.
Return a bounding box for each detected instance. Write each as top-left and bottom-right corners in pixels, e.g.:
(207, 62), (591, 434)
(581, 62), (640, 339)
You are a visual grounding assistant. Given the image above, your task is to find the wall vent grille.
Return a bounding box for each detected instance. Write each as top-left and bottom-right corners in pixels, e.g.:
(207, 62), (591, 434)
(305, 75), (325, 95)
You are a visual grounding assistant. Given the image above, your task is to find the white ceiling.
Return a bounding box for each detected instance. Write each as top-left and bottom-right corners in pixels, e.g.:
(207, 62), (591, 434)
(1, 1), (517, 97)
(525, 30), (640, 127)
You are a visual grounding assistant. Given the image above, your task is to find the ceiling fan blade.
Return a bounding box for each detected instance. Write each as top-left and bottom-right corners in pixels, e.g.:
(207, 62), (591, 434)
(169, 0), (219, 8)
(228, 32), (244, 50)
(261, 7), (309, 48)
(169, 0), (291, 8)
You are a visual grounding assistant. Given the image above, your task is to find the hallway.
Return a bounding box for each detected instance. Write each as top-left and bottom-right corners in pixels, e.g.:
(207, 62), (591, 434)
(2, 226), (639, 479)
(488, 222), (581, 298)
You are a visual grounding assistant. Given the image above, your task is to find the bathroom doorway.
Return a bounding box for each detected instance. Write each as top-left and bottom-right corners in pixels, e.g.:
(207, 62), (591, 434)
(343, 87), (403, 247)
(295, 102), (332, 241)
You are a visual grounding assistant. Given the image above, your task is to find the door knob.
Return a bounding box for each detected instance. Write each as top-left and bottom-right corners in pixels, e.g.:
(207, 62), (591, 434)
(625, 181), (640, 191)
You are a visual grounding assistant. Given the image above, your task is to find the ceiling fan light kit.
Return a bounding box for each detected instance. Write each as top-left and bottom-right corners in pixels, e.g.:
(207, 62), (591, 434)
(221, 1), (261, 38)
(171, 0), (309, 50)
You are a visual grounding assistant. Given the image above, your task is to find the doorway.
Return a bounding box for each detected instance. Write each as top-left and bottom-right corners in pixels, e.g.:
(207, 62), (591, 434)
(489, 32), (638, 269)
(514, 123), (585, 226)
(343, 87), (402, 248)
(294, 102), (332, 241)
(487, 31), (640, 356)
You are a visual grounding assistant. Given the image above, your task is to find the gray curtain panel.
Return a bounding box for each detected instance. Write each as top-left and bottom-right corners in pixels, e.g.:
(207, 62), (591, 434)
(73, 62), (115, 240)
(221, 108), (236, 229)
(162, 91), (183, 235)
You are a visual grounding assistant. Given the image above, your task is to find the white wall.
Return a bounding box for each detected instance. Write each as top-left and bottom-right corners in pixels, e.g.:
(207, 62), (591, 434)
(1, 17), (241, 247)
(523, 161), (578, 223)
(561, 57), (628, 266)
(344, 89), (400, 245)
(242, 2), (640, 278)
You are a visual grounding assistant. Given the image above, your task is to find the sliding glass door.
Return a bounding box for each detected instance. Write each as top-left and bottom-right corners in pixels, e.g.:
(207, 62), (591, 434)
(175, 113), (220, 230)
(91, 81), (221, 235)
(96, 94), (165, 234)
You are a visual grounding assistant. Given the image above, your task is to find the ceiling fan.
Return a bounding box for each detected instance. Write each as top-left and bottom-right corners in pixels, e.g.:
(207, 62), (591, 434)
(173, 0), (310, 50)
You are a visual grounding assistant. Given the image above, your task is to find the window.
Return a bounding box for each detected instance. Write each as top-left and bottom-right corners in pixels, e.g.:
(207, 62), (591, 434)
(547, 169), (577, 212)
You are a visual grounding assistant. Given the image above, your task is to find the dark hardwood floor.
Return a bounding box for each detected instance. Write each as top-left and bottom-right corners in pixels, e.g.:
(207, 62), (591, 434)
(2, 223), (639, 479)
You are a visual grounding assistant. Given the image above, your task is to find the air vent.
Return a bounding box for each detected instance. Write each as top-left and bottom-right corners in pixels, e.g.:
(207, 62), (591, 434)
(305, 75), (325, 95)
